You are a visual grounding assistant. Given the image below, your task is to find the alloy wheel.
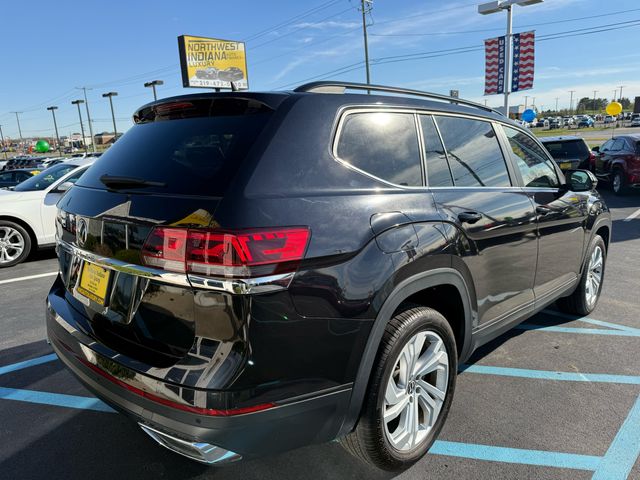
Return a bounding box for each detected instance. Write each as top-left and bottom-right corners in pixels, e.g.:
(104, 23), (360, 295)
(0, 226), (25, 264)
(585, 245), (603, 308)
(612, 173), (621, 193)
(383, 331), (449, 452)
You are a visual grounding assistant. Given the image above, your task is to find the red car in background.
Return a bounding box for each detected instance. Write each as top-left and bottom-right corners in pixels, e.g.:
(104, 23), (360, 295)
(592, 134), (640, 194)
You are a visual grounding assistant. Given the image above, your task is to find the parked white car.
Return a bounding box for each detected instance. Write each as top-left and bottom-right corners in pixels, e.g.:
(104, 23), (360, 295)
(0, 159), (94, 267)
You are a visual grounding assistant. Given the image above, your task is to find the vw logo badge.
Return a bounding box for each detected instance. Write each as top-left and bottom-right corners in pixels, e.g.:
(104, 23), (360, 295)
(77, 218), (88, 245)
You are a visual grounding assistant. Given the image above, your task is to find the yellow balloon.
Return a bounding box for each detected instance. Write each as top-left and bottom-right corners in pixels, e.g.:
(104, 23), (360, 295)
(606, 101), (623, 116)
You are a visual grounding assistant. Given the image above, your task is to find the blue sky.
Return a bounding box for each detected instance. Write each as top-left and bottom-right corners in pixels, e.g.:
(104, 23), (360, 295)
(1, 0), (639, 139)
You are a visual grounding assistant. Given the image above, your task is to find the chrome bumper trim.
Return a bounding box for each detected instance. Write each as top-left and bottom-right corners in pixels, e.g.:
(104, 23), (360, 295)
(57, 238), (293, 294)
(139, 423), (241, 464)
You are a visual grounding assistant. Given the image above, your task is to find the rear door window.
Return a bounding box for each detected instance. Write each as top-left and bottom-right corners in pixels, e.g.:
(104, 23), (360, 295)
(434, 116), (511, 187)
(336, 111), (422, 186)
(503, 126), (559, 188)
(419, 115), (453, 187)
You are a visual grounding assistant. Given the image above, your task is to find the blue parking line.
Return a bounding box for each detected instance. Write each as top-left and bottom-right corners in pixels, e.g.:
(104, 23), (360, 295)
(0, 353), (58, 376)
(515, 324), (640, 337)
(541, 310), (640, 333)
(430, 440), (601, 471)
(460, 364), (640, 385)
(0, 386), (115, 413)
(592, 394), (640, 480)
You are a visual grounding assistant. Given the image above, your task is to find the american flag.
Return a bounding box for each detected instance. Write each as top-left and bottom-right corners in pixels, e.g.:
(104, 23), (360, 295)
(484, 36), (506, 95)
(512, 31), (535, 92)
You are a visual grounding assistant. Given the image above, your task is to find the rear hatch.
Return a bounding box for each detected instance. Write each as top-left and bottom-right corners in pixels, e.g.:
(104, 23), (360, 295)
(542, 139), (590, 170)
(56, 96), (277, 369)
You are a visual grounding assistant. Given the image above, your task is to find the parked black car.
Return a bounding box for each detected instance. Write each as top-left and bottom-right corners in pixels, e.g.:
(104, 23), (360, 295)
(195, 67), (219, 80)
(0, 168), (38, 188)
(540, 136), (594, 171)
(218, 66), (244, 82)
(592, 134), (640, 194)
(47, 82), (611, 472)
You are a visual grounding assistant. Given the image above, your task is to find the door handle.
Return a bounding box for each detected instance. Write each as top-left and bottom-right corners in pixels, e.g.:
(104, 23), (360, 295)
(457, 211), (483, 224)
(536, 205), (552, 215)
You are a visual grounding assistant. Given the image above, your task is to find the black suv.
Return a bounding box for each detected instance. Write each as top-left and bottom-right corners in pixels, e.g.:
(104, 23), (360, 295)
(47, 82), (611, 471)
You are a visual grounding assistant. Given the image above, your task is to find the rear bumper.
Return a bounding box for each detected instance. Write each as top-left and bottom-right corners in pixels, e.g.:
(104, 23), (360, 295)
(46, 280), (352, 460)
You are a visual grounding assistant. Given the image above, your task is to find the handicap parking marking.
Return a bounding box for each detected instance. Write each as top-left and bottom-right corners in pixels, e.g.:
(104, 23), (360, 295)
(460, 364), (640, 385)
(592, 394), (640, 480)
(430, 440), (601, 471)
(0, 271), (57, 286)
(515, 324), (640, 337)
(0, 386), (115, 413)
(513, 310), (640, 337)
(541, 309), (640, 333)
(0, 353), (57, 376)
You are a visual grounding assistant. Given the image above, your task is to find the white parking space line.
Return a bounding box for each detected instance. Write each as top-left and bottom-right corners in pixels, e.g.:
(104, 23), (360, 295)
(0, 272), (57, 285)
(624, 207), (640, 222)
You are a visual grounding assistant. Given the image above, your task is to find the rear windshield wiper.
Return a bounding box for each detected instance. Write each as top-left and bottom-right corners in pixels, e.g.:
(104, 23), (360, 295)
(99, 174), (167, 190)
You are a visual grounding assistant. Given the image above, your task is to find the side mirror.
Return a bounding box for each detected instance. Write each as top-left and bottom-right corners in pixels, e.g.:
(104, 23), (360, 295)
(55, 181), (74, 193)
(591, 146), (600, 153)
(566, 169), (597, 192)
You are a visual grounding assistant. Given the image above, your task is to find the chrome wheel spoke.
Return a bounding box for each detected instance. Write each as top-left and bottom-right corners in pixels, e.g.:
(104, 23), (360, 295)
(414, 349), (448, 377)
(384, 393), (410, 423)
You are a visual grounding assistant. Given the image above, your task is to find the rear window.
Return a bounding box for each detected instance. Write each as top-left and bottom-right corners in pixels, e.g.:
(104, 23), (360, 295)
(78, 102), (272, 196)
(542, 140), (589, 160)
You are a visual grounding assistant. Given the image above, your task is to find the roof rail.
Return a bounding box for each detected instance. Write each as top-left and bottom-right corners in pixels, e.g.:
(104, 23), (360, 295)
(294, 81), (503, 116)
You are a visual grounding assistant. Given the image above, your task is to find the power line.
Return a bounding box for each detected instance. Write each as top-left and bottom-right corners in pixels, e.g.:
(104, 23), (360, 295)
(277, 18), (640, 88)
(244, 0), (342, 42)
(368, 6), (640, 37)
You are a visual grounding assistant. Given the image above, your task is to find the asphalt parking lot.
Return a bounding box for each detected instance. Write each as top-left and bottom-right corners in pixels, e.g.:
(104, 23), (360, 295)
(1, 190), (639, 480)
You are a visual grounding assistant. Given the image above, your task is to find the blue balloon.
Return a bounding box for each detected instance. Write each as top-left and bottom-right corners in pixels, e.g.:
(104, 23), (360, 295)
(522, 109), (536, 123)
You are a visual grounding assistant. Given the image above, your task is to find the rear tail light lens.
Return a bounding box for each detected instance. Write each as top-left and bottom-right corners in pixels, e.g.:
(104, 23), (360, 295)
(142, 227), (310, 278)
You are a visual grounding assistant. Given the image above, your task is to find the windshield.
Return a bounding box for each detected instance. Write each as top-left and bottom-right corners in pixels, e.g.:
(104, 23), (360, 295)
(13, 163), (78, 191)
(542, 140), (590, 160)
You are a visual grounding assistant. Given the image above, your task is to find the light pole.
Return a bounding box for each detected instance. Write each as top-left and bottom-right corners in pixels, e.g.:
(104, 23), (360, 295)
(569, 90), (575, 115)
(71, 99), (88, 153)
(592, 91), (598, 115)
(618, 85), (625, 103)
(524, 95), (529, 110)
(11, 111), (23, 151)
(478, 0), (544, 116)
(360, 0), (373, 89)
(102, 92), (118, 141)
(555, 97), (559, 113)
(0, 125), (7, 160)
(144, 80), (164, 101)
(46, 106), (62, 157)
(77, 87), (96, 152)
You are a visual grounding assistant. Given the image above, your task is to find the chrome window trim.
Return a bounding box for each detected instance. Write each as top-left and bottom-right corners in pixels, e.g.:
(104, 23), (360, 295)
(57, 238), (294, 294)
(332, 107), (428, 190)
(331, 105), (530, 190)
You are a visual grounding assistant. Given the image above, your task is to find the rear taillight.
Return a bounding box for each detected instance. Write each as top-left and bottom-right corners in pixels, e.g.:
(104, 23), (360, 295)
(142, 227), (310, 278)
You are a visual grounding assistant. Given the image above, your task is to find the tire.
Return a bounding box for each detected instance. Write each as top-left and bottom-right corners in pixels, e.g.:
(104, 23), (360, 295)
(611, 168), (627, 195)
(557, 235), (606, 316)
(341, 307), (457, 471)
(0, 220), (32, 267)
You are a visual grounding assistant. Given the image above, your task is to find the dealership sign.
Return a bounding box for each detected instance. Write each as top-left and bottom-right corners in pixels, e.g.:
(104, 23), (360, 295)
(178, 35), (249, 90)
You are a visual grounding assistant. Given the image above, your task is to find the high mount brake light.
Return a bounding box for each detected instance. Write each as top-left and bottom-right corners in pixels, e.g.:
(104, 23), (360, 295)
(142, 227), (310, 278)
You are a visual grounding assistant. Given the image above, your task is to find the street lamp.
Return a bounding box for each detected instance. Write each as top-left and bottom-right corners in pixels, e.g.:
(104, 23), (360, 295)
(71, 99), (88, 153)
(144, 80), (164, 101)
(478, 0), (544, 115)
(102, 92), (119, 141)
(46, 106), (62, 157)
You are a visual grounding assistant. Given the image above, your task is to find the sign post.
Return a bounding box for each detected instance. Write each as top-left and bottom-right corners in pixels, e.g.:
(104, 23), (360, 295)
(178, 35), (249, 90)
